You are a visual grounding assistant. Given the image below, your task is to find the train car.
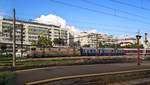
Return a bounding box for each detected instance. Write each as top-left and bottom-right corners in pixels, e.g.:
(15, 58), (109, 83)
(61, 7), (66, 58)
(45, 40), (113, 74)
(27, 47), (79, 57)
(123, 48), (150, 55)
(80, 47), (97, 56)
(80, 47), (124, 56)
(80, 47), (150, 56)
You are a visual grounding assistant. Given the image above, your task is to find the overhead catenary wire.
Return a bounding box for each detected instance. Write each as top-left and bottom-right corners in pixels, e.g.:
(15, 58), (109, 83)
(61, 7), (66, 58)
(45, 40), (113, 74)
(50, 0), (150, 25)
(1, 14), (143, 34)
(0, 13), (147, 41)
(81, 0), (148, 19)
(110, 0), (150, 11)
(2, 13), (150, 36)
(2, 15), (149, 39)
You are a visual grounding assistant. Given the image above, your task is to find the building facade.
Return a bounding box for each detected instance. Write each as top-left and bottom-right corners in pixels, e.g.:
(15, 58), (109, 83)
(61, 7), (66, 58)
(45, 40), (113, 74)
(0, 18), (69, 46)
(78, 32), (114, 47)
(117, 37), (136, 46)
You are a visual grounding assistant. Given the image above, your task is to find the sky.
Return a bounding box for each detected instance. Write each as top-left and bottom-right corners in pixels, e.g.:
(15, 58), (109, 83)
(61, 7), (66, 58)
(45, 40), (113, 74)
(0, 0), (150, 38)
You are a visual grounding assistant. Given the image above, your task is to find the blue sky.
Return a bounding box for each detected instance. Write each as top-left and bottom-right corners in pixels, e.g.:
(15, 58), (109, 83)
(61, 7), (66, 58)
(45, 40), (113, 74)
(0, 0), (150, 37)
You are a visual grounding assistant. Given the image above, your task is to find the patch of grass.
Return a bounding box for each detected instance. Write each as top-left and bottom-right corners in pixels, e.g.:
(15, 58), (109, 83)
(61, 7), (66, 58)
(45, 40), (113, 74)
(95, 70), (150, 84)
(144, 56), (150, 61)
(0, 71), (16, 85)
(0, 56), (136, 70)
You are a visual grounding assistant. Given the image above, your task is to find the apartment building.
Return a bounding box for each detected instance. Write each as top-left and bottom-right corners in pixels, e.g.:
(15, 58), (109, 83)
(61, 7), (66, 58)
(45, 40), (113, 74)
(0, 18), (69, 46)
(78, 32), (114, 47)
(117, 37), (136, 46)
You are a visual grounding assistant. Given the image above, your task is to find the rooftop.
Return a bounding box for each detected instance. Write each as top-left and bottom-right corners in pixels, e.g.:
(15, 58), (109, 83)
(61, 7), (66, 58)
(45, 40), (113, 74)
(2, 18), (60, 28)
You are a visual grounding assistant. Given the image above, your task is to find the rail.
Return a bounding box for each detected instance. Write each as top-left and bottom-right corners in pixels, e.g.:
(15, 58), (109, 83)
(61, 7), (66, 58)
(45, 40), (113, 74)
(26, 68), (150, 85)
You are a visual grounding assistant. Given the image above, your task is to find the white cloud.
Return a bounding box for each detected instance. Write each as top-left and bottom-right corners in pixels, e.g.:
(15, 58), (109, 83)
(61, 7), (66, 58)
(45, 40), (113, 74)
(67, 25), (81, 36)
(34, 14), (98, 36)
(0, 16), (3, 20)
(0, 12), (3, 20)
(35, 14), (84, 36)
(87, 29), (97, 33)
(35, 14), (66, 28)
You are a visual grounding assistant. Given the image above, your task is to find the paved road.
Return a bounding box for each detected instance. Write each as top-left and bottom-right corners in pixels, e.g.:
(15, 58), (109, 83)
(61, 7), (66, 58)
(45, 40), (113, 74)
(16, 62), (150, 85)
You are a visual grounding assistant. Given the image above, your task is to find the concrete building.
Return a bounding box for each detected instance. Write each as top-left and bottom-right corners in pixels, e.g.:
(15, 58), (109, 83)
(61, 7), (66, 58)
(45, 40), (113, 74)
(0, 18), (69, 46)
(117, 37), (136, 46)
(78, 32), (114, 47)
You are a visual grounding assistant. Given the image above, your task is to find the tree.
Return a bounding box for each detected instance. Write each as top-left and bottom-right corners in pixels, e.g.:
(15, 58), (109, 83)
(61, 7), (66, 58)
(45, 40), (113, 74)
(38, 36), (48, 48)
(98, 42), (121, 48)
(53, 38), (65, 46)
(53, 38), (59, 45)
(122, 43), (144, 48)
(31, 40), (37, 57)
(31, 40), (37, 46)
(0, 44), (7, 55)
(83, 44), (90, 47)
(37, 36), (48, 56)
(47, 38), (52, 47)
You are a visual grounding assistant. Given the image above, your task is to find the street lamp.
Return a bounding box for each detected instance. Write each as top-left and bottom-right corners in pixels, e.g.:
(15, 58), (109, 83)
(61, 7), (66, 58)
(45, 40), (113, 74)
(136, 34), (141, 66)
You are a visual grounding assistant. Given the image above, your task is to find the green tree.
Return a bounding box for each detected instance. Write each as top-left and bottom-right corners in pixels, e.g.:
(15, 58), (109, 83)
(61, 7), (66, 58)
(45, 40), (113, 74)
(47, 38), (52, 47)
(53, 38), (59, 45)
(31, 40), (37, 46)
(53, 38), (65, 46)
(37, 36), (48, 57)
(99, 42), (121, 48)
(38, 36), (48, 48)
(122, 43), (144, 48)
(83, 44), (90, 47)
(0, 44), (7, 55)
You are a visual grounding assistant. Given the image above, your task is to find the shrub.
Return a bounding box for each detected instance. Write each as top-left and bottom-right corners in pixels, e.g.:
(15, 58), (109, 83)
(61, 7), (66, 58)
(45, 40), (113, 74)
(144, 56), (150, 61)
(0, 71), (16, 85)
(0, 54), (12, 58)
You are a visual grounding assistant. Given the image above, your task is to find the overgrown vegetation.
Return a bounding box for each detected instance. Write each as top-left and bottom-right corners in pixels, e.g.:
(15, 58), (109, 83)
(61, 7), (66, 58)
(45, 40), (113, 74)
(0, 71), (16, 85)
(0, 55), (136, 70)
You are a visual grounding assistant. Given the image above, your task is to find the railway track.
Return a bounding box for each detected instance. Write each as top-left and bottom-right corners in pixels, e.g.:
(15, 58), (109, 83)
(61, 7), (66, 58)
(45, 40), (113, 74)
(26, 69), (150, 85)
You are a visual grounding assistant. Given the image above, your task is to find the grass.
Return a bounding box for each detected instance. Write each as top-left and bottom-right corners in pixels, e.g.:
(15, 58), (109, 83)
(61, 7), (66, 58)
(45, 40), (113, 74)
(95, 70), (150, 84)
(0, 71), (16, 85)
(0, 56), (136, 70)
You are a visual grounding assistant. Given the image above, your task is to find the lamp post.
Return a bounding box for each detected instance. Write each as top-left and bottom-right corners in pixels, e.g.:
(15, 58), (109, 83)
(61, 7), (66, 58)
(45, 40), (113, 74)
(136, 34), (141, 66)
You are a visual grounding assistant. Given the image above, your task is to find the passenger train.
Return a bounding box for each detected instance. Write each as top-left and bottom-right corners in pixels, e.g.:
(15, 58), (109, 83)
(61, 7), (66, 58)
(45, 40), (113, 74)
(80, 47), (150, 56)
(25, 47), (150, 57)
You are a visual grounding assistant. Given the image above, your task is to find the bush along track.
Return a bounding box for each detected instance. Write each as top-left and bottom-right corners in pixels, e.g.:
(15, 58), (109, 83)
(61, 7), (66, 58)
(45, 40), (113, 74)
(0, 71), (16, 85)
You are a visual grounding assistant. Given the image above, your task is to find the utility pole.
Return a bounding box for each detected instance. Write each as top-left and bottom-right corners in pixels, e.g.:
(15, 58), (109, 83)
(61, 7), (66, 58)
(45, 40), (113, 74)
(136, 33), (141, 66)
(12, 8), (16, 67)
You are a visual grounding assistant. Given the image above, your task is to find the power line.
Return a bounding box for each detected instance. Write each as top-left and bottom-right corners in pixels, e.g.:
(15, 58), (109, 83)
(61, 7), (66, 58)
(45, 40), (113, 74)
(1, 12), (149, 38)
(110, 0), (150, 11)
(50, 0), (150, 25)
(81, 0), (148, 19)
(1, 15), (135, 32)
(2, 14), (149, 35)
